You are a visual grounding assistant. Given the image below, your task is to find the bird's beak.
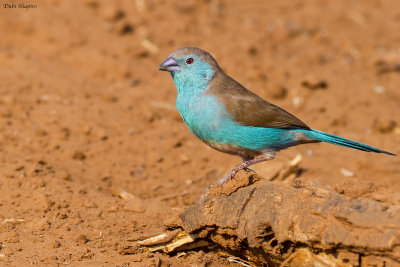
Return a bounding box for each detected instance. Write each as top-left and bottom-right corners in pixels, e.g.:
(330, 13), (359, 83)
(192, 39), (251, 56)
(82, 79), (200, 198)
(159, 57), (180, 72)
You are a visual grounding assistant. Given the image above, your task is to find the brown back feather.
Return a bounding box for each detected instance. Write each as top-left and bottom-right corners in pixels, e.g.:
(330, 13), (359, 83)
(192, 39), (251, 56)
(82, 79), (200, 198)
(207, 71), (311, 129)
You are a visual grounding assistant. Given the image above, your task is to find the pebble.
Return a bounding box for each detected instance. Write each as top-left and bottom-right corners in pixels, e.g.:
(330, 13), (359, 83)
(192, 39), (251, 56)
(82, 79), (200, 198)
(373, 85), (385, 94)
(340, 168), (355, 177)
(374, 119), (397, 134)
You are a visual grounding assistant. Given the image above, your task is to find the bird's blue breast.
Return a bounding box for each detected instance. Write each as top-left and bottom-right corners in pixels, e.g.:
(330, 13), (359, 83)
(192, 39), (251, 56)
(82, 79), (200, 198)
(176, 91), (301, 153)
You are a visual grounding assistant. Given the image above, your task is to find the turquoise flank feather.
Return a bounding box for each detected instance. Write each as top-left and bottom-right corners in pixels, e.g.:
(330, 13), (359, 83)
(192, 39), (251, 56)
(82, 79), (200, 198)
(176, 92), (302, 151)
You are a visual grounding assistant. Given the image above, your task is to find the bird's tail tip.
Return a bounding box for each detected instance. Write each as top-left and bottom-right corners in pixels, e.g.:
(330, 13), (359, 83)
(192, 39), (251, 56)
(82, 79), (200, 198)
(306, 129), (396, 156)
(383, 150), (397, 156)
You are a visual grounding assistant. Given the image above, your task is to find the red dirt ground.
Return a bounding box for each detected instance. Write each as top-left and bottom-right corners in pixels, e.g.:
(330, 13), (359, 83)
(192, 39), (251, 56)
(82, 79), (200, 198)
(0, 0), (399, 266)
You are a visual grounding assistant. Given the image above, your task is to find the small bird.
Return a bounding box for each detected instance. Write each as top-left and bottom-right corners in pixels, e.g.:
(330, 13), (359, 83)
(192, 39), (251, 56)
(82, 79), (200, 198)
(159, 47), (395, 192)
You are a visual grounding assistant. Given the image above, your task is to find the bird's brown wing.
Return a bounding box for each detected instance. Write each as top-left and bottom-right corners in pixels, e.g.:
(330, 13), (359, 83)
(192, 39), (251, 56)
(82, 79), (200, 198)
(207, 72), (310, 129)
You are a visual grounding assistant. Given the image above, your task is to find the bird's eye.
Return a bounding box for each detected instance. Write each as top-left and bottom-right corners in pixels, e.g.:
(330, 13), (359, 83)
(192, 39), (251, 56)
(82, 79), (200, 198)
(186, 58), (194, 64)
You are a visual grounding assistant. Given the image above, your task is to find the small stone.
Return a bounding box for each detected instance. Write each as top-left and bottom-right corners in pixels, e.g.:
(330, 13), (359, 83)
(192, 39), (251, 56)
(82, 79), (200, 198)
(247, 46), (258, 56)
(374, 119), (397, 134)
(337, 251), (359, 266)
(269, 86), (287, 99)
(292, 96), (302, 107)
(373, 85), (385, 94)
(123, 199), (146, 213)
(118, 22), (134, 35)
(129, 170), (147, 179)
(1, 109), (12, 118)
(375, 60), (400, 75)
(53, 240), (61, 248)
(135, 50), (149, 58)
(60, 127), (71, 140)
(118, 244), (139, 255)
(101, 7), (125, 21)
(0, 95), (15, 104)
(102, 94), (118, 103)
(83, 126), (91, 135)
(75, 234), (90, 245)
(340, 168), (355, 177)
(131, 78), (141, 87)
(72, 151), (87, 161)
(301, 77), (328, 90)
(58, 170), (72, 181)
(85, 0), (99, 9)
(35, 128), (48, 137)
(179, 154), (191, 164)
(15, 165), (24, 171)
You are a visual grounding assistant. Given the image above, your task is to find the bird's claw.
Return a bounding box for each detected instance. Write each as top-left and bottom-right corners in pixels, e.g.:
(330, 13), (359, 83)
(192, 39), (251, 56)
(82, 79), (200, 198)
(243, 167), (255, 173)
(199, 170), (238, 201)
(199, 186), (211, 201)
(199, 166), (258, 201)
(216, 172), (234, 185)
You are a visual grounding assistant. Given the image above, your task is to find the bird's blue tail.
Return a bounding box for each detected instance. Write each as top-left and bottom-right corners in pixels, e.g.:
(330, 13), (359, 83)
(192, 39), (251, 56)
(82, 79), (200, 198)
(305, 129), (396, 156)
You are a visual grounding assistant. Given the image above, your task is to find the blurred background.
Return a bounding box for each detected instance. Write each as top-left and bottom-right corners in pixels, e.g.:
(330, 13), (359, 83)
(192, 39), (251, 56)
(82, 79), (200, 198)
(0, 0), (399, 265)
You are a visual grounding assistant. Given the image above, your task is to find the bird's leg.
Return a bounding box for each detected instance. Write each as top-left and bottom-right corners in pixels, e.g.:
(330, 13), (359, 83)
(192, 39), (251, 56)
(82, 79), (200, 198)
(241, 156), (255, 173)
(199, 154), (274, 200)
(216, 154), (274, 185)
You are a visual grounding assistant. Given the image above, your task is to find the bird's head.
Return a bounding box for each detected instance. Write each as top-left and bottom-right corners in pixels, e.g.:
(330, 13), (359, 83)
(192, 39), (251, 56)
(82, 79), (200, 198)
(159, 47), (221, 93)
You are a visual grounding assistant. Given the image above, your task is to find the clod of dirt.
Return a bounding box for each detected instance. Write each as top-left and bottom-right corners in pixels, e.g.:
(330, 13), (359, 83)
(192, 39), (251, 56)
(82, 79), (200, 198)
(118, 22), (135, 35)
(268, 85), (288, 99)
(373, 119), (398, 134)
(101, 7), (125, 22)
(247, 46), (258, 56)
(178, 170), (400, 266)
(52, 240), (61, 249)
(206, 170), (262, 198)
(75, 234), (90, 245)
(72, 151), (87, 161)
(335, 177), (377, 198)
(301, 78), (328, 90)
(57, 170), (72, 181)
(375, 60), (400, 75)
(118, 243), (140, 255)
(85, 0), (99, 9)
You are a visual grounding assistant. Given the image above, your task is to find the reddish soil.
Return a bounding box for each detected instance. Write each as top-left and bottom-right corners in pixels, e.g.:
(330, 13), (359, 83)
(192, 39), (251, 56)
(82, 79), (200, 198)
(0, 0), (399, 266)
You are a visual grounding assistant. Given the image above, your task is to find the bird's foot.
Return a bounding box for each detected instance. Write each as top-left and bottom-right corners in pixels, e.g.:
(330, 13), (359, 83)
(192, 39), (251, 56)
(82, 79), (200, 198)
(199, 185), (212, 201)
(199, 168), (244, 200)
(216, 167), (255, 186)
(216, 170), (236, 185)
(243, 167), (255, 173)
(199, 155), (274, 201)
(199, 172), (233, 201)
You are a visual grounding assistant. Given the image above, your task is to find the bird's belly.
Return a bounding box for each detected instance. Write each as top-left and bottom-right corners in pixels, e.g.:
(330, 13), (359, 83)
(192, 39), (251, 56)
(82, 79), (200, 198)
(202, 139), (262, 158)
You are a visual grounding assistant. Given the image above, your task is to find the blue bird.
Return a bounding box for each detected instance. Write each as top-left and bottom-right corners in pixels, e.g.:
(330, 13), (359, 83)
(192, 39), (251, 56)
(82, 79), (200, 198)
(159, 47), (395, 192)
